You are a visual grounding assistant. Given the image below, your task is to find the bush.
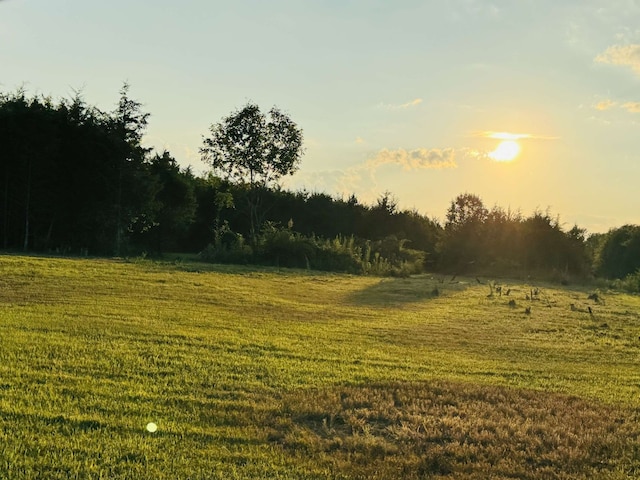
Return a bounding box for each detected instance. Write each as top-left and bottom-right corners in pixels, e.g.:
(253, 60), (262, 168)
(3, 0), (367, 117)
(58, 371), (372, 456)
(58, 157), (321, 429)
(200, 222), (427, 276)
(257, 224), (317, 269)
(314, 237), (362, 274)
(199, 221), (253, 264)
(596, 225), (640, 279)
(612, 270), (640, 293)
(199, 242), (253, 264)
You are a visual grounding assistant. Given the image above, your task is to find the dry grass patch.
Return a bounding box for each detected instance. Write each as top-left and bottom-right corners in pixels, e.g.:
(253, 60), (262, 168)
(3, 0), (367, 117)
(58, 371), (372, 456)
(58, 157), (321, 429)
(269, 381), (640, 479)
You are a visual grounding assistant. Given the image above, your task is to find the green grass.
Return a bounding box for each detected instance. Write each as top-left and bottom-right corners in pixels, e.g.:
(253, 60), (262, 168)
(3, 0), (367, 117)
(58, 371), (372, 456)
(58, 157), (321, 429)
(0, 254), (639, 478)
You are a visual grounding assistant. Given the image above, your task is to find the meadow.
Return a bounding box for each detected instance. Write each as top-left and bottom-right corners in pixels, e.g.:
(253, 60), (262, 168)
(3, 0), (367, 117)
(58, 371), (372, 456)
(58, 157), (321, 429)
(0, 254), (639, 479)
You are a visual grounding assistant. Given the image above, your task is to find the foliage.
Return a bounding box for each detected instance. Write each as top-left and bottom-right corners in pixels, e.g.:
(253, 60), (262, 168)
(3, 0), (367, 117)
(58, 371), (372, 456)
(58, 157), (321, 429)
(595, 225), (640, 279)
(200, 222), (426, 276)
(611, 269), (640, 293)
(439, 194), (486, 270)
(108, 83), (153, 255)
(193, 185), (441, 275)
(437, 194), (590, 277)
(445, 192), (488, 228)
(200, 103), (304, 188)
(199, 220), (252, 264)
(200, 103), (304, 239)
(133, 151), (197, 254)
(0, 87), (193, 256)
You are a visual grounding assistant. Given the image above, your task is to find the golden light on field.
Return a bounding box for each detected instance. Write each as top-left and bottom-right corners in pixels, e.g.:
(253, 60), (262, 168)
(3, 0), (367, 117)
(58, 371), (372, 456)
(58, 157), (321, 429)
(488, 140), (521, 162)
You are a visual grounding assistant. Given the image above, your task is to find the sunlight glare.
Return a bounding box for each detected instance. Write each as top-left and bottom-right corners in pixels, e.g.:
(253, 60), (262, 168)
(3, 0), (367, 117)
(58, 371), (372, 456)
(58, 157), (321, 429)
(489, 140), (521, 162)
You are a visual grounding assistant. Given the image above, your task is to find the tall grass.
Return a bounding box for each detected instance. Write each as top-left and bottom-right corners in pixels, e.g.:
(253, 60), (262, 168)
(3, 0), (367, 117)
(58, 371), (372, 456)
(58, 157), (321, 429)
(201, 224), (426, 276)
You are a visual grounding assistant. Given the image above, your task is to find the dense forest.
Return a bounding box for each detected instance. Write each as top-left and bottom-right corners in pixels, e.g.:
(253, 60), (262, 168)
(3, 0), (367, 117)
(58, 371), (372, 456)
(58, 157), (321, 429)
(1, 88), (639, 288)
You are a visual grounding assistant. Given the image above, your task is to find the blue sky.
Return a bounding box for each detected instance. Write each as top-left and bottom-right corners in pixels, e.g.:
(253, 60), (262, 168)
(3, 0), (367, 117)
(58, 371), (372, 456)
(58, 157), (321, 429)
(2, 0), (640, 232)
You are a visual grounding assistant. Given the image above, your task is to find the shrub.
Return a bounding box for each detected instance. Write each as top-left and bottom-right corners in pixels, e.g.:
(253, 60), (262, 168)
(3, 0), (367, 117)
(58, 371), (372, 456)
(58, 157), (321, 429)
(199, 221), (253, 264)
(257, 223), (317, 269)
(200, 222), (427, 276)
(612, 270), (640, 293)
(314, 237), (362, 274)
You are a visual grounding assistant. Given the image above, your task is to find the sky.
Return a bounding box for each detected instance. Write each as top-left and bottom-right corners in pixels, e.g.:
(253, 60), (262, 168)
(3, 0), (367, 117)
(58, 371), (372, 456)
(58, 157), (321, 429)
(2, 0), (640, 233)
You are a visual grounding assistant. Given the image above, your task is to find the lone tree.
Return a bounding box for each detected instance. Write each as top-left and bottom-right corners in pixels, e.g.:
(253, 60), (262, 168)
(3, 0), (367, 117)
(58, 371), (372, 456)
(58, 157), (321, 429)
(445, 193), (488, 230)
(200, 102), (304, 240)
(440, 193), (488, 270)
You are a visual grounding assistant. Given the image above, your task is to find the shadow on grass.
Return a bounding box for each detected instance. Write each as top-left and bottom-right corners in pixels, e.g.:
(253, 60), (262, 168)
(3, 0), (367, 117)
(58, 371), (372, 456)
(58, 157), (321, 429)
(347, 274), (471, 307)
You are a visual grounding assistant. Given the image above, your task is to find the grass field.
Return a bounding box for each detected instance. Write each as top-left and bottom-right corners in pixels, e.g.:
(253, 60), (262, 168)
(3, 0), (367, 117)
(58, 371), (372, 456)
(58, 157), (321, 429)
(0, 254), (639, 479)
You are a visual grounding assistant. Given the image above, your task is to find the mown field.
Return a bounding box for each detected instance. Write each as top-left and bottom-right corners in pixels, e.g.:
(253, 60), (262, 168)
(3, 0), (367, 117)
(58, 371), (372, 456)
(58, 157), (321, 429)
(0, 254), (639, 479)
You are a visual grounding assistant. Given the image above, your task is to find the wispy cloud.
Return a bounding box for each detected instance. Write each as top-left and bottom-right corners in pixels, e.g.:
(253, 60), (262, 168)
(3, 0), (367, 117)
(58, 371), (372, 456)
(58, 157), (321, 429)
(622, 101), (640, 113)
(565, 21), (582, 47)
(284, 146), (472, 203)
(591, 99), (640, 113)
(595, 44), (640, 76)
(355, 136), (365, 144)
(594, 99), (617, 111)
(474, 131), (558, 140)
(368, 148), (456, 170)
(377, 98), (423, 110)
(399, 98), (423, 108)
(587, 115), (612, 125)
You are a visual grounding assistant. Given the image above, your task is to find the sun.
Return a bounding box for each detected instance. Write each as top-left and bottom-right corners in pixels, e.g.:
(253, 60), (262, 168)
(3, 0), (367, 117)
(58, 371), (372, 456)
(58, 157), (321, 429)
(489, 140), (521, 162)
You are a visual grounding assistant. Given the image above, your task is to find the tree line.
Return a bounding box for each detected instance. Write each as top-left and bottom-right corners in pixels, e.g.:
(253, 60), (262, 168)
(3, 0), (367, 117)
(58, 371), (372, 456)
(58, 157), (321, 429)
(1, 88), (639, 285)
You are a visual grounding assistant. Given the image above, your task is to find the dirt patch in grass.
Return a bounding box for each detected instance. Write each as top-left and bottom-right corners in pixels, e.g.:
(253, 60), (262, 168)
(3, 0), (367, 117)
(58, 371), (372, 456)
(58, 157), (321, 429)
(268, 381), (640, 479)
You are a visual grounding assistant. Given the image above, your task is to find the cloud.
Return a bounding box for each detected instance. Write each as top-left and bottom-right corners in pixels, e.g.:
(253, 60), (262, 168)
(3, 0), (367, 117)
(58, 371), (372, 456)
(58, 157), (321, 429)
(355, 136), (365, 144)
(484, 132), (532, 140)
(590, 99), (640, 114)
(283, 166), (380, 206)
(622, 101), (640, 113)
(565, 21), (582, 47)
(474, 131), (558, 140)
(587, 115), (612, 125)
(595, 44), (640, 76)
(369, 148), (457, 170)
(284, 146), (482, 204)
(398, 98), (423, 108)
(378, 98), (423, 110)
(594, 99), (616, 111)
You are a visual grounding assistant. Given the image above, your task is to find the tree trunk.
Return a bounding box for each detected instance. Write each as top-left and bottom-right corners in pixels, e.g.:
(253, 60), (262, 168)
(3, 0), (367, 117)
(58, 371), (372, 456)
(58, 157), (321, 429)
(3, 164), (9, 249)
(247, 187), (262, 245)
(23, 160), (31, 252)
(115, 159), (123, 256)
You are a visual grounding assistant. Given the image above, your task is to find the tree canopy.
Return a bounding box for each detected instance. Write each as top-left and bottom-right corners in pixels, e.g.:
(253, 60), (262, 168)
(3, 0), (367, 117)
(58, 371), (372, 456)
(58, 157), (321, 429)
(200, 103), (304, 188)
(200, 103), (304, 240)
